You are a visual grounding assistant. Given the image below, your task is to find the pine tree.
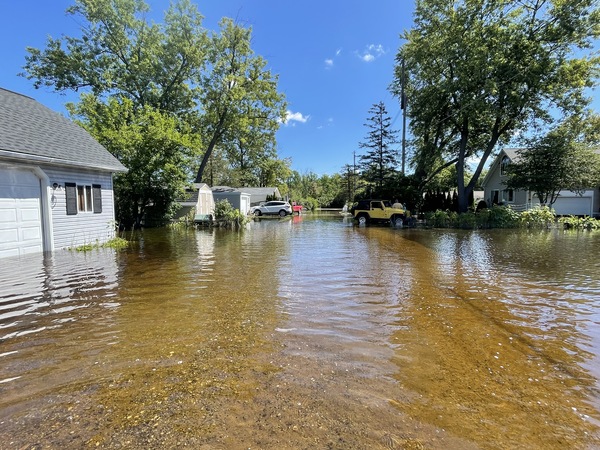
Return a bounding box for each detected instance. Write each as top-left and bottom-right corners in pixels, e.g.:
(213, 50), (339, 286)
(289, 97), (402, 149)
(358, 102), (399, 196)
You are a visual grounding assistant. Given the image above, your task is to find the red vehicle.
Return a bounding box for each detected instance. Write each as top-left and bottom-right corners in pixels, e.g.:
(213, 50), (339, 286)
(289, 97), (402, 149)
(292, 202), (303, 215)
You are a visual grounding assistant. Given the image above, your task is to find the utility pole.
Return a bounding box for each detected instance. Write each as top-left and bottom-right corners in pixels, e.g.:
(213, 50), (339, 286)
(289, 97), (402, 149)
(401, 58), (407, 175)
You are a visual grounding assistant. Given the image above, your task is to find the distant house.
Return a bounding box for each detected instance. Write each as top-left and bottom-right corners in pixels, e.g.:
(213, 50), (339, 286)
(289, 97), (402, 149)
(239, 187), (282, 206)
(0, 88), (127, 258)
(212, 186), (251, 215)
(482, 148), (600, 217)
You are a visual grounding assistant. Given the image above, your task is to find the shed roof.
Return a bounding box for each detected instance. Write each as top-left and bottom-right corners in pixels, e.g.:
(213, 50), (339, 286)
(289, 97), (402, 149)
(0, 88), (126, 172)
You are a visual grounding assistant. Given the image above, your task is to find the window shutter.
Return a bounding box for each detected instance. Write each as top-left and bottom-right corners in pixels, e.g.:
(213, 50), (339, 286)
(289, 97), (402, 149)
(92, 184), (102, 213)
(65, 183), (77, 215)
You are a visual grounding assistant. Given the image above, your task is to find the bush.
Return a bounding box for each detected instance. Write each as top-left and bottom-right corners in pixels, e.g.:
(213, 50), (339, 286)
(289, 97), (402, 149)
(519, 206), (555, 228)
(559, 215), (600, 230)
(213, 200), (249, 228)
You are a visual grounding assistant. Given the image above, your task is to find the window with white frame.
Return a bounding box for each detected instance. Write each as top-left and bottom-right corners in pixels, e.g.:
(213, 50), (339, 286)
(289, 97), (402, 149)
(65, 183), (102, 215)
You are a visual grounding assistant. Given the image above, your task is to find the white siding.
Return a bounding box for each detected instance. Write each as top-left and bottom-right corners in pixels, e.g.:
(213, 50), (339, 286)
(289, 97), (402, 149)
(42, 166), (117, 249)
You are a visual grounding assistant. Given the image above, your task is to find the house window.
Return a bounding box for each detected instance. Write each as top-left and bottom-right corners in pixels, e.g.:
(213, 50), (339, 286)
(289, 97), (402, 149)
(502, 189), (514, 203)
(500, 155), (511, 176)
(65, 183), (102, 215)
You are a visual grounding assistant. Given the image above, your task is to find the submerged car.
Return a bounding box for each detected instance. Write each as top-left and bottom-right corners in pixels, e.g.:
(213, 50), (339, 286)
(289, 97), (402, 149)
(250, 201), (293, 217)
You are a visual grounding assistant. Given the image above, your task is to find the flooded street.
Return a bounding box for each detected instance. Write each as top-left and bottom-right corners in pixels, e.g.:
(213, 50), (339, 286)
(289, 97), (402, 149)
(1, 213), (600, 449)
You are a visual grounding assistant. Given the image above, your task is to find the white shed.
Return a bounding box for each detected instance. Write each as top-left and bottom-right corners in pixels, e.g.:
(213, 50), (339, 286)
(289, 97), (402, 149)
(193, 183), (215, 223)
(212, 187), (252, 215)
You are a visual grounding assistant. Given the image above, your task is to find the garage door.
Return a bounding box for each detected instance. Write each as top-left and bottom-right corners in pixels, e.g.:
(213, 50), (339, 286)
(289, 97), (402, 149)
(553, 196), (592, 216)
(0, 167), (44, 258)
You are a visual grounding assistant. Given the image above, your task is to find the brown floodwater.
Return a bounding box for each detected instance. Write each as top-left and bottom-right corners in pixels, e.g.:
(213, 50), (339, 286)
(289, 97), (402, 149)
(1, 213), (600, 449)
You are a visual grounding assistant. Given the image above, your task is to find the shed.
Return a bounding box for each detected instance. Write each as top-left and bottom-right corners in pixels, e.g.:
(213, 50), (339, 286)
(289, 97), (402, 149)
(212, 186), (252, 215)
(0, 87), (127, 259)
(193, 183), (215, 223)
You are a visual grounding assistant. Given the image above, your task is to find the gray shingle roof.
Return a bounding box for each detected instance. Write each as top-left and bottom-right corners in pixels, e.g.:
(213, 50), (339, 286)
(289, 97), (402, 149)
(0, 88), (126, 172)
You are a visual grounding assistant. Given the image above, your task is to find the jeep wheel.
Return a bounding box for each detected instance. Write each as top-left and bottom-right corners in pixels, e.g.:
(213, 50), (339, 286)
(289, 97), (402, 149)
(393, 216), (404, 228)
(357, 214), (369, 225)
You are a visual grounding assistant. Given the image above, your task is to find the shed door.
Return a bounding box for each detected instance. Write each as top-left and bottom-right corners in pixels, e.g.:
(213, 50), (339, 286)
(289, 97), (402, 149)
(553, 196), (592, 216)
(0, 167), (44, 258)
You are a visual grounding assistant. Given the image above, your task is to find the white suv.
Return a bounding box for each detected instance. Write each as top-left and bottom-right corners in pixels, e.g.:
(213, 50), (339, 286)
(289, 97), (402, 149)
(250, 201), (293, 217)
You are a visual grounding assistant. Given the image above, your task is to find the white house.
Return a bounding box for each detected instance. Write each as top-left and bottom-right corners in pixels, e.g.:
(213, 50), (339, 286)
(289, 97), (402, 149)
(0, 88), (127, 259)
(482, 148), (600, 217)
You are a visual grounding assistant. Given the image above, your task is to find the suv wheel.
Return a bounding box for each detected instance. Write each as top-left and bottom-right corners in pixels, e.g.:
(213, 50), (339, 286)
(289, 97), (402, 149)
(357, 214), (369, 225)
(254, 210), (262, 216)
(278, 210), (287, 217)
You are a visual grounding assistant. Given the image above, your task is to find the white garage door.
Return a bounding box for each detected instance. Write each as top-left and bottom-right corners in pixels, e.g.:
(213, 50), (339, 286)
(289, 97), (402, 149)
(553, 196), (592, 216)
(0, 167), (44, 258)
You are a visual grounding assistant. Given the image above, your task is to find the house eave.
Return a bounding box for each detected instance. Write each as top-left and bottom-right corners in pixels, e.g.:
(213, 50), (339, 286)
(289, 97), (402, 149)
(0, 149), (128, 173)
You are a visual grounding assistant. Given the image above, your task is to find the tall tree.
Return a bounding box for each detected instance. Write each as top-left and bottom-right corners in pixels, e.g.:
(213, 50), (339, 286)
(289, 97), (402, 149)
(393, 0), (600, 212)
(506, 114), (600, 206)
(23, 0), (207, 113)
(194, 18), (287, 184)
(358, 102), (399, 194)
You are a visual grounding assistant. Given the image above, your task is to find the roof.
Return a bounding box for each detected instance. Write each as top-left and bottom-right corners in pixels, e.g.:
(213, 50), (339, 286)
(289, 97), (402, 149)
(480, 147), (523, 187)
(0, 88), (126, 172)
(239, 187), (281, 197)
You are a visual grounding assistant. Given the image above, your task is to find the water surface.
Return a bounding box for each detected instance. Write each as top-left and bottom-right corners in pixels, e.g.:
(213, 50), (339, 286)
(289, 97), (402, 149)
(1, 214), (599, 449)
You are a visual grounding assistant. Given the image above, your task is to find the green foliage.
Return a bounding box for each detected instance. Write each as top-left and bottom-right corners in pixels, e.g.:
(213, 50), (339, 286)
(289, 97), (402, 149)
(72, 237), (129, 252)
(21, 0), (287, 227)
(506, 114), (600, 205)
(358, 102), (399, 193)
(559, 215), (600, 230)
(194, 18), (287, 183)
(213, 199), (248, 228)
(394, 0), (600, 213)
(519, 206), (556, 229)
(70, 96), (200, 228)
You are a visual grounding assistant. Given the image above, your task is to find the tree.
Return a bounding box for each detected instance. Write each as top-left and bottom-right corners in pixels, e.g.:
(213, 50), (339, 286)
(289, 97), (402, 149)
(70, 96), (201, 227)
(22, 0), (287, 225)
(506, 114), (600, 206)
(23, 0), (207, 114)
(194, 18), (287, 184)
(358, 102), (399, 195)
(393, 0), (600, 213)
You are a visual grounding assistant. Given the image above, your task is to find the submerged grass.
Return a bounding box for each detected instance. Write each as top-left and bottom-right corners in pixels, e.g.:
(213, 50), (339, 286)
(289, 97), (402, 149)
(72, 237), (129, 252)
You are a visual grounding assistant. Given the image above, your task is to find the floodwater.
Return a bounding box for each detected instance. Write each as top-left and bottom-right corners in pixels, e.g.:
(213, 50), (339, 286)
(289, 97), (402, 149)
(1, 213), (600, 449)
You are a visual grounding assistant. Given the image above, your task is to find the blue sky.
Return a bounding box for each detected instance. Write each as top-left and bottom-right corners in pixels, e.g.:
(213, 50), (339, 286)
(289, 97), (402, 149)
(0, 0), (413, 176)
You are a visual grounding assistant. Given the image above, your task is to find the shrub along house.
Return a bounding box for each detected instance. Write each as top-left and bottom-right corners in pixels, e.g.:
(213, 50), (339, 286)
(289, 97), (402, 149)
(0, 88), (127, 259)
(482, 148), (600, 217)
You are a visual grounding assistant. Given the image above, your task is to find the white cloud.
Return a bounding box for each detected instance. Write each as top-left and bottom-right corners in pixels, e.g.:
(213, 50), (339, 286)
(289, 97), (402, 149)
(357, 44), (386, 62)
(325, 48), (342, 68)
(283, 110), (309, 126)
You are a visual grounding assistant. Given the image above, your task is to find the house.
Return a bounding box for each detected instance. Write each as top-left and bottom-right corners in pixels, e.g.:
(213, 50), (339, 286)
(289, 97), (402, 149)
(212, 186), (251, 215)
(239, 187), (282, 206)
(0, 88), (127, 259)
(482, 148), (600, 216)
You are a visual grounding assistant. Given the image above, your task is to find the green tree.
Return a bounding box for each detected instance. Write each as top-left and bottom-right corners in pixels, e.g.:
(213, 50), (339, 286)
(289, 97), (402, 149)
(393, 0), (600, 213)
(506, 114), (600, 206)
(70, 96), (200, 227)
(194, 18), (287, 184)
(358, 102), (399, 195)
(23, 0), (207, 113)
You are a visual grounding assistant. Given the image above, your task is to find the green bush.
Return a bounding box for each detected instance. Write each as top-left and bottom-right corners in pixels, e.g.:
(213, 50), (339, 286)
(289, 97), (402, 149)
(519, 206), (555, 228)
(559, 215), (600, 230)
(213, 199), (248, 228)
